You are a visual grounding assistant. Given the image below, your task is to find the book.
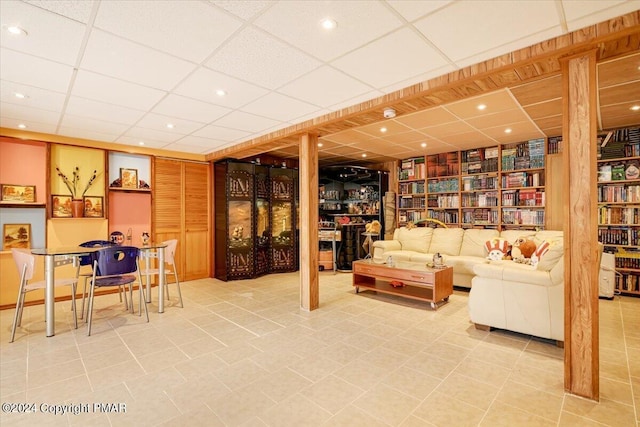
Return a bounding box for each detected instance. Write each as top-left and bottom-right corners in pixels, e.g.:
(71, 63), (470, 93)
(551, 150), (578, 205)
(598, 165), (612, 182)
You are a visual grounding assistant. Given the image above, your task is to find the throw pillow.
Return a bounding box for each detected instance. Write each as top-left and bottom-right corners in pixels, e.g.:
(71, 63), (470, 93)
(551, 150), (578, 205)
(484, 238), (510, 261)
(535, 240), (563, 271)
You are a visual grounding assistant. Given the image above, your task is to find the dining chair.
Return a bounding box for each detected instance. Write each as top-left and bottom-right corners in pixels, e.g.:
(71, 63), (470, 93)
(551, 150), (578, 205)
(10, 249), (78, 343)
(77, 240), (118, 319)
(140, 239), (183, 308)
(86, 246), (147, 336)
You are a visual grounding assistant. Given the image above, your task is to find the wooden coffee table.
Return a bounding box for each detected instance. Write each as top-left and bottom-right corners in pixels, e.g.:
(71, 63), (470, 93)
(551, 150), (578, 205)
(352, 260), (453, 309)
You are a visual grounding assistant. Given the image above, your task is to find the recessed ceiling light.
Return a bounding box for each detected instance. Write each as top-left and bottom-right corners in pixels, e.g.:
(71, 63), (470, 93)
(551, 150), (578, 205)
(320, 17), (337, 30)
(421, 142), (427, 148)
(317, 142), (323, 147)
(215, 89), (226, 97)
(139, 141), (145, 146)
(166, 123), (175, 129)
(631, 105), (640, 111)
(18, 123), (26, 129)
(504, 128), (512, 134)
(361, 153), (367, 158)
(380, 127), (387, 133)
(14, 92), (27, 99)
(6, 26), (27, 36)
(477, 104), (487, 111)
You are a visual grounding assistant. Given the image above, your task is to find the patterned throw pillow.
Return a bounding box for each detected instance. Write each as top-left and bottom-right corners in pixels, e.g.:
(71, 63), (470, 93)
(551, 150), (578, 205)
(484, 238), (510, 261)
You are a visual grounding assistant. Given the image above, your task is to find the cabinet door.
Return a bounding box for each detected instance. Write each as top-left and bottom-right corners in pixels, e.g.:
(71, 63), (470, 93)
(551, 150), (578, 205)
(185, 162), (210, 280)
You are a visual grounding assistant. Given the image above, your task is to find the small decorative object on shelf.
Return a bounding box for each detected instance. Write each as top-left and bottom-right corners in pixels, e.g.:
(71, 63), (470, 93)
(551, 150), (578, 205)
(2, 223), (31, 250)
(1, 184), (36, 203)
(141, 232), (150, 245)
(51, 194), (72, 218)
(120, 168), (138, 189)
(110, 231), (124, 245)
(56, 166), (99, 217)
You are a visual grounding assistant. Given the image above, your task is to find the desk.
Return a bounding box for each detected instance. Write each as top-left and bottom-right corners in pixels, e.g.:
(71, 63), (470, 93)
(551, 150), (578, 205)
(137, 242), (168, 313)
(31, 246), (99, 337)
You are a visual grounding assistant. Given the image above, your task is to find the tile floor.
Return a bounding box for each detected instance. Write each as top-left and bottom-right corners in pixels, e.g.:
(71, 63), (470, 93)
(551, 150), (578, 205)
(0, 271), (638, 426)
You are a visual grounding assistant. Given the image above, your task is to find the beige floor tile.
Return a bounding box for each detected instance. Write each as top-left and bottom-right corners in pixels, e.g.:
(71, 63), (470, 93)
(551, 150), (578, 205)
(453, 357), (512, 388)
(159, 403), (224, 427)
(353, 383), (420, 425)
(436, 372), (500, 410)
(507, 364), (565, 396)
(495, 379), (563, 422)
(324, 404), (391, 427)
(403, 350), (460, 380)
(165, 373), (230, 414)
(300, 374), (364, 414)
(558, 410), (611, 426)
(86, 359), (146, 392)
(481, 400), (557, 426)
(314, 341), (367, 365)
(27, 359), (84, 390)
(27, 374), (91, 403)
(254, 368), (313, 402)
(288, 354), (344, 382)
(599, 376), (634, 405)
(214, 359), (269, 391)
(381, 366), (441, 400)
(563, 394), (636, 426)
(413, 391), (486, 427)
(259, 393), (332, 427)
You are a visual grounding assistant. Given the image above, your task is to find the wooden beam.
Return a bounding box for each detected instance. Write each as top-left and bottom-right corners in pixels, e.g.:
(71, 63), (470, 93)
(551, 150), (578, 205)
(562, 50), (599, 400)
(299, 133), (319, 311)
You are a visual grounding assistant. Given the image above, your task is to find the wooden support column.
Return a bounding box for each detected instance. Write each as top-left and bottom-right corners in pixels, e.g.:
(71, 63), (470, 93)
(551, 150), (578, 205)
(561, 50), (599, 400)
(299, 133), (319, 311)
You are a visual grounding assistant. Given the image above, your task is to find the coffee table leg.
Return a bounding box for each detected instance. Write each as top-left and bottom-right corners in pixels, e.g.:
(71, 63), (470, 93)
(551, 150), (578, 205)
(355, 286), (359, 293)
(430, 302), (437, 310)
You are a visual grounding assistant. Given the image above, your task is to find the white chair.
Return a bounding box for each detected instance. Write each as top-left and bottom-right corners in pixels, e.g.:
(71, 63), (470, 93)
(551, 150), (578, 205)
(10, 249), (78, 343)
(140, 239), (183, 308)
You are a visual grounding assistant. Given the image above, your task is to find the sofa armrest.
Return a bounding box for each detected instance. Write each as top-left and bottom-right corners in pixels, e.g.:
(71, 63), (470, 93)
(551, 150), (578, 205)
(472, 263), (505, 280)
(474, 262), (554, 287)
(372, 240), (401, 260)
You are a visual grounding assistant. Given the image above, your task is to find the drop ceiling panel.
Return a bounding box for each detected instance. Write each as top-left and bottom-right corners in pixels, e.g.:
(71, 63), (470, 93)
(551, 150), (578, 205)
(22, 0), (95, 23)
(534, 116), (563, 133)
(523, 99), (563, 120)
(211, 0), (273, 21)
(356, 120), (413, 137)
(277, 66), (373, 109)
(465, 109), (532, 129)
(441, 131), (496, 146)
(323, 145), (366, 156)
(174, 68), (269, 109)
(0, 102), (60, 125)
(206, 27), (321, 90)
(563, 1), (640, 32)
(57, 127), (119, 143)
(420, 121), (476, 138)
(0, 1), (86, 65)
(322, 129), (377, 145)
(81, 30), (195, 91)
(601, 104), (640, 129)
(212, 111), (280, 133)
(116, 136), (168, 149)
(176, 135), (228, 148)
(444, 90), (520, 119)
(598, 53), (640, 88)
(122, 126), (184, 144)
(481, 121), (544, 143)
(59, 114), (129, 135)
(254, 1), (402, 62)
(380, 131), (430, 145)
(72, 70), (166, 111)
(151, 94), (231, 124)
(331, 27), (450, 88)
(160, 142), (210, 154)
(192, 124), (251, 142)
(0, 49), (74, 93)
(599, 81), (640, 106)
(387, 0), (454, 22)
(509, 75), (562, 106)
(135, 113), (204, 135)
(394, 107), (458, 128)
(1, 82), (66, 113)
(94, 0), (242, 63)
(65, 97), (146, 125)
(0, 116), (56, 134)
(241, 92), (321, 122)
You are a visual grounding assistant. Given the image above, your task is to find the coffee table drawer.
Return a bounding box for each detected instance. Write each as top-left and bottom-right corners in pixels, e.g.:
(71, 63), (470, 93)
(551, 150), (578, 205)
(353, 262), (434, 284)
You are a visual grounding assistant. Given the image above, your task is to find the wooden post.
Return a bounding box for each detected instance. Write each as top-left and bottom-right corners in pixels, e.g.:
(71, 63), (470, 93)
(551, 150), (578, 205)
(561, 50), (599, 400)
(299, 133), (319, 311)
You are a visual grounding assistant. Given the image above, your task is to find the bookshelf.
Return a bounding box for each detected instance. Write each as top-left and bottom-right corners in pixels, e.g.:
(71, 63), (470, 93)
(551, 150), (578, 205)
(460, 146), (499, 227)
(597, 126), (640, 296)
(397, 157), (427, 226)
(426, 153), (460, 225)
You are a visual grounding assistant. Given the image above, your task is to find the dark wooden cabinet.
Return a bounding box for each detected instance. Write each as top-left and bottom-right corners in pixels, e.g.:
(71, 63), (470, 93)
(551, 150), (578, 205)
(214, 161), (297, 281)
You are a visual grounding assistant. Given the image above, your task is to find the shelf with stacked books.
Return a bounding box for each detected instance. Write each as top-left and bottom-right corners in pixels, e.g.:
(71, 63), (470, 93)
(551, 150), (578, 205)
(425, 152), (460, 226)
(460, 146), (499, 228)
(397, 156), (427, 226)
(597, 126), (640, 296)
(499, 138), (546, 229)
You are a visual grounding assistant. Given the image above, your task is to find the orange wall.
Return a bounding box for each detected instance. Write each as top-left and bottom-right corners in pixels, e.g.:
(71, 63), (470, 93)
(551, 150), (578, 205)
(0, 138), (47, 203)
(108, 192), (152, 246)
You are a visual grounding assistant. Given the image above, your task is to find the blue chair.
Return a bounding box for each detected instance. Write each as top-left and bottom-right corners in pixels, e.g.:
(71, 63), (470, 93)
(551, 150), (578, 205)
(86, 246), (147, 336)
(77, 240), (116, 319)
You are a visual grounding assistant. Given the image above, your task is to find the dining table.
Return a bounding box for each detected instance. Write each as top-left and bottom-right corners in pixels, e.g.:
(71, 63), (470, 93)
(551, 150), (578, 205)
(137, 242), (169, 313)
(31, 246), (100, 337)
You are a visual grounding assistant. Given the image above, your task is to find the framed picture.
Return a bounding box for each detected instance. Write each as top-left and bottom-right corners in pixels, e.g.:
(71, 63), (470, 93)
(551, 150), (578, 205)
(51, 194), (72, 218)
(3, 223), (31, 250)
(83, 196), (104, 218)
(120, 168), (138, 189)
(1, 184), (36, 203)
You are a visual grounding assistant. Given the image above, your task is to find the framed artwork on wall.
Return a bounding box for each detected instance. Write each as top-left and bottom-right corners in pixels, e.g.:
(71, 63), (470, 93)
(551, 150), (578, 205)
(120, 168), (138, 189)
(2, 223), (31, 250)
(83, 196), (104, 218)
(1, 184), (36, 203)
(51, 194), (72, 218)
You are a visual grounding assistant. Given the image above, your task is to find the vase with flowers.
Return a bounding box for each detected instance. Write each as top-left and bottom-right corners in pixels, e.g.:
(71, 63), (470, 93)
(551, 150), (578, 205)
(56, 166), (98, 217)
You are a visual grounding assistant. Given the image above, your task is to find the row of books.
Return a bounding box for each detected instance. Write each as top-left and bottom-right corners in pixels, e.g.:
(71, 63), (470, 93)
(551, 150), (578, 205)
(599, 228), (639, 246)
(399, 182), (425, 194)
(398, 158), (426, 180)
(598, 185), (640, 203)
(502, 189), (545, 207)
(615, 253), (640, 269)
(398, 210), (426, 223)
(501, 208), (545, 225)
(461, 209), (499, 225)
(427, 210), (459, 223)
(462, 157), (500, 174)
(427, 165), (459, 177)
(597, 163), (640, 181)
(461, 175), (499, 191)
(427, 178), (459, 193)
(616, 273), (640, 293)
(461, 146), (499, 163)
(547, 136), (562, 155)
(502, 171), (544, 188)
(427, 194), (460, 208)
(501, 139), (545, 171)
(461, 192), (499, 207)
(399, 196), (426, 209)
(599, 206), (640, 225)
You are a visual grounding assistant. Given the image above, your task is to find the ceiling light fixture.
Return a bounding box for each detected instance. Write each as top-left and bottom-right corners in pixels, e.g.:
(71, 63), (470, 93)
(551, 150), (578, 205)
(383, 107), (396, 119)
(166, 123), (175, 129)
(421, 142), (427, 148)
(477, 104), (487, 111)
(18, 123), (26, 129)
(317, 142), (323, 147)
(504, 128), (512, 134)
(6, 25), (27, 36)
(215, 89), (226, 97)
(631, 105), (640, 111)
(361, 153), (367, 158)
(139, 141), (145, 146)
(380, 127), (387, 133)
(320, 17), (337, 30)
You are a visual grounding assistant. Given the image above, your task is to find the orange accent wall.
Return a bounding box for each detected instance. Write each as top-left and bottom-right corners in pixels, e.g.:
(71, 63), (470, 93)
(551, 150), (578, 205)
(108, 192), (152, 246)
(0, 138), (47, 203)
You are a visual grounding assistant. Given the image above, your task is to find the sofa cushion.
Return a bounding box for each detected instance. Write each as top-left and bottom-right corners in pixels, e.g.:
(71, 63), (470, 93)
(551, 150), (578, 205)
(380, 250), (418, 263)
(536, 241), (563, 271)
(396, 227), (433, 253)
(500, 229), (536, 246)
(428, 228), (464, 256)
(459, 229), (499, 257)
(447, 255), (488, 276)
(533, 230), (563, 245)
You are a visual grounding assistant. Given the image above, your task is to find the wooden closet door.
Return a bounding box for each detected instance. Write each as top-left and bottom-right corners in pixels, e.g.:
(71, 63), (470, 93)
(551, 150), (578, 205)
(184, 162), (210, 279)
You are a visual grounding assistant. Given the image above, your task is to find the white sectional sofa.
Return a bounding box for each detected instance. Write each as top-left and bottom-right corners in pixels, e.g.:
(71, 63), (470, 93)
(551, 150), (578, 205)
(372, 227), (565, 342)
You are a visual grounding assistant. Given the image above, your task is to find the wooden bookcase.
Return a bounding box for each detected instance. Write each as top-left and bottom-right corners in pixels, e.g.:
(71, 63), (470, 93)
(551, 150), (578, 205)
(597, 126), (640, 296)
(460, 146), (499, 228)
(426, 152), (460, 225)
